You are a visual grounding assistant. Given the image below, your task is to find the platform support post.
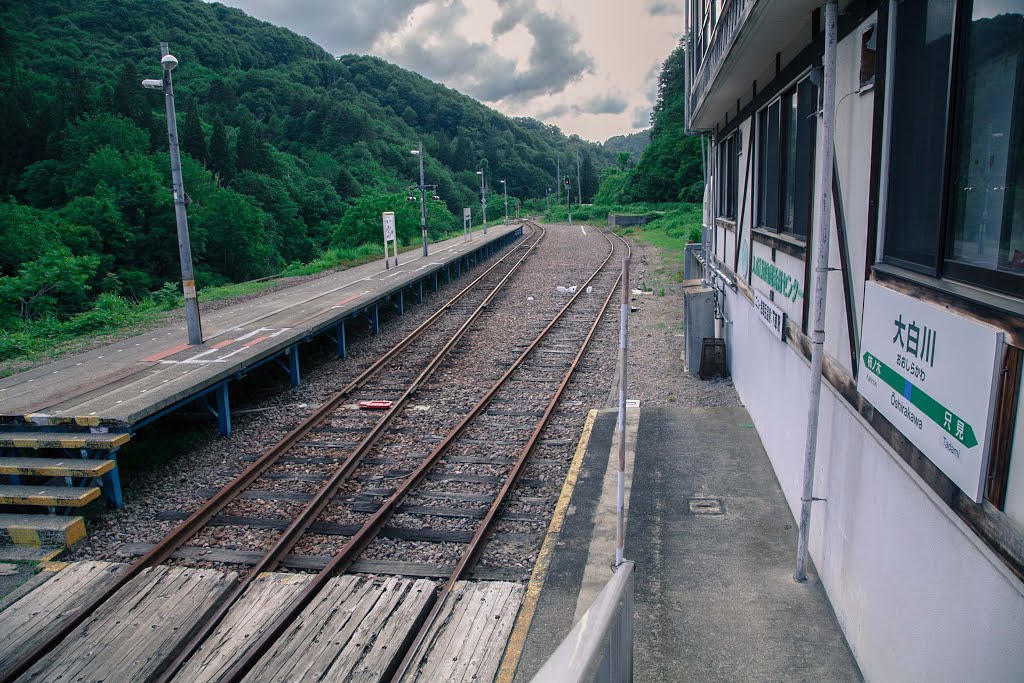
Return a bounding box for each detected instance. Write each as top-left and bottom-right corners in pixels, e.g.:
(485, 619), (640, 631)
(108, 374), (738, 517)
(336, 320), (346, 358)
(371, 303), (379, 335)
(287, 345), (301, 387)
(457, 259), (462, 278)
(101, 452), (124, 509)
(398, 290), (405, 315)
(433, 272), (439, 291)
(216, 382), (232, 435)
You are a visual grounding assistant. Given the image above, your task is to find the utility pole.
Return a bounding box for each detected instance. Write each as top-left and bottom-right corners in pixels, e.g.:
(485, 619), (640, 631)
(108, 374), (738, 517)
(476, 169), (487, 234)
(795, 0), (838, 583)
(565, 178), (572, 226)
(576, 147), (582, 206)
(556, 158), (561, 205)
(501, 179), (508, 224)
(414, 142), (428, 257)
(143, 42), (202, 346)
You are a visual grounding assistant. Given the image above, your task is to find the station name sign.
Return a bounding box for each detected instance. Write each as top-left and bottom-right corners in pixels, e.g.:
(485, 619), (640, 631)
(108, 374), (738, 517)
(857, 282), (1003, 502)
(754, 289), (785, 340)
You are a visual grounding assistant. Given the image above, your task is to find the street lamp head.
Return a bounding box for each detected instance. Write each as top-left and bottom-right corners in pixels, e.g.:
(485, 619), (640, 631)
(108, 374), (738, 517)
(141, 79), (164, 90)
(410, 150), (420, 155)
(476, 170), (483, 175)
(161, 54), (178, 71)
(500, 179), (506, 185)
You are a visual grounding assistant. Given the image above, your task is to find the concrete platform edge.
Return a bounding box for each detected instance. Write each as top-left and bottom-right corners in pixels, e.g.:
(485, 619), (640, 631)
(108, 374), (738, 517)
(496, 408), (598, 683)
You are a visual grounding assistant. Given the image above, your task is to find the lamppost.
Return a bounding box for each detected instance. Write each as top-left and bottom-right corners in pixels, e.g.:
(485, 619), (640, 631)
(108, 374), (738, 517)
(476, 169), (487, 234)
(142, 42), (202, 346)
(546, 188), (551, 221)
(500, 179), (508, 224)
(409, 142), (432, 257)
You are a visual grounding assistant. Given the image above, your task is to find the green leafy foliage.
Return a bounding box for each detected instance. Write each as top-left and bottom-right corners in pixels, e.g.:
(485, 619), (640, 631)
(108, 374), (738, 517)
(0, 0), (617, 362)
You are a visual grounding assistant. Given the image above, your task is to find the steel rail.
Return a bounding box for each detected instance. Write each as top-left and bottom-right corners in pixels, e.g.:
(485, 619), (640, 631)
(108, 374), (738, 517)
(390, 229), (631, 681)
(153, 222), (546, 682)
(0, 224), (539, 683)
(217, 226), (620, 683)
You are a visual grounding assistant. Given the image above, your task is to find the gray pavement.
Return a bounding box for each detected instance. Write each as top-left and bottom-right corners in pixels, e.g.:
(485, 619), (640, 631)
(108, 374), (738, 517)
(516, 405), (862, 682)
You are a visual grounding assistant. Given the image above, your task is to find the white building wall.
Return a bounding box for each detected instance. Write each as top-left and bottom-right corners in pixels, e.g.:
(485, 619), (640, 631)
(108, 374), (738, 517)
(705, 6), (1024, 681)
(724, 283), (1024, 682)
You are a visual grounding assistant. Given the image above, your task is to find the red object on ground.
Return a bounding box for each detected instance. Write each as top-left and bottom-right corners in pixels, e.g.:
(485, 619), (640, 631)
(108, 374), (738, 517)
(358, 400), (393, 410)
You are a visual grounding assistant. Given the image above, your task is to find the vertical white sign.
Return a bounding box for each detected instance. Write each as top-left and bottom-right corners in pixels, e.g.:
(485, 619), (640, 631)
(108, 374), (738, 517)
(382, 211), (397, 268)
(463, 208), (472, 241)
(753, 289), (785, 340)
(857, 281), (1003, 501)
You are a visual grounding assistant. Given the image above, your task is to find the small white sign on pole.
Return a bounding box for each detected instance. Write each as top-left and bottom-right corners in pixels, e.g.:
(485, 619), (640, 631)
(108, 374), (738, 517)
(382, 211), (398, 269)
(857, 281), (1003, 502)
(463, 208), (472, 242)
(753, 289), (785, 340)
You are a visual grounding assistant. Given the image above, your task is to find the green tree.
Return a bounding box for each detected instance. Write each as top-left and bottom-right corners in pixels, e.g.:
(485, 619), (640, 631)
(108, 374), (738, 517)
(334, 167), (362, 199)
(0, 246), (100, 320)
(331, 193), (455, 250)
(61, 113), (150, 166)
(193, 189), (278, 281)
(181, 99), (208, 165)
(579, 153), (599, 203)
(209, 118), (233, 183)
(235, 115), (273, 175)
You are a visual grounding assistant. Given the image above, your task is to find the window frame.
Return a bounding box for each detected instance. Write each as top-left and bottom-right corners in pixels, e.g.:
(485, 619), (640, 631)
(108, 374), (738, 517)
(879, 0), (1024, 297)
(755, 72), (818, 241)
(717, 132), (739, 220)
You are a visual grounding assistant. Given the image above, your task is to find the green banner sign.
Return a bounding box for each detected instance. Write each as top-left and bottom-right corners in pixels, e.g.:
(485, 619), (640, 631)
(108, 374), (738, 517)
(863, 351), (978, 449)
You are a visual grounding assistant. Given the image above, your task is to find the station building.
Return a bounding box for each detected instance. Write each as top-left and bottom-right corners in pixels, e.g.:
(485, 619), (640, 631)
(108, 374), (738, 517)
(684, 0), (1024, 678)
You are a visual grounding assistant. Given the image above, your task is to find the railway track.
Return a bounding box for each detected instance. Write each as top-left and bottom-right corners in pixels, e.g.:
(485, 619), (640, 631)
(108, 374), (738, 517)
(3, 221), (631, 683)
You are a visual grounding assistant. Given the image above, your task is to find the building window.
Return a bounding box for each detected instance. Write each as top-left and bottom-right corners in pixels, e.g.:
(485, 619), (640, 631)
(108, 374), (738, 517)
(717, 133), (739, 220)
(860, 25), (878, 89)
(757, 76), (818, 239)
(882, 0), (1023, 296)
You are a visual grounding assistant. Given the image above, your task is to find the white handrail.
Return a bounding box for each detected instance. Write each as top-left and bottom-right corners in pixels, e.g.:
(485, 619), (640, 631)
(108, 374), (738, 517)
(531, 561), (635, 683)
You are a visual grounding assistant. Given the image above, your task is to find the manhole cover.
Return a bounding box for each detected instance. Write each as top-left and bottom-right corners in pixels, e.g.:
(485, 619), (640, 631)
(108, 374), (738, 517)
(688, 498), (725, 515)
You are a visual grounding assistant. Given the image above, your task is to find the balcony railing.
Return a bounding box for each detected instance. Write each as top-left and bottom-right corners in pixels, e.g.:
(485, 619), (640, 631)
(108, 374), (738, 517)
(689, 0), (755, 127)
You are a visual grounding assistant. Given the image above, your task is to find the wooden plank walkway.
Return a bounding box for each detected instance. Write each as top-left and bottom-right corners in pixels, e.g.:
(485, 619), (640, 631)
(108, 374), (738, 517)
(1, 563), (526, 683)
(400, 581), (525, 682)
(0, 226), (520, 428)
(0, 561), (125, 681)
(238, 575), (435, 682)
(175, 572), (315, 683)
(16, 565), (237, 683)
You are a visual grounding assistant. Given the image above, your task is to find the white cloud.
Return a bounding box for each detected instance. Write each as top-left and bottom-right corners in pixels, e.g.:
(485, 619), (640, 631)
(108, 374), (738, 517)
(220, 0), (680, 140)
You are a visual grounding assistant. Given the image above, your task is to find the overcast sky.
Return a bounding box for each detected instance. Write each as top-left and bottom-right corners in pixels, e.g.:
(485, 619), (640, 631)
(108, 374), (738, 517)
(220, 0), (683, 142)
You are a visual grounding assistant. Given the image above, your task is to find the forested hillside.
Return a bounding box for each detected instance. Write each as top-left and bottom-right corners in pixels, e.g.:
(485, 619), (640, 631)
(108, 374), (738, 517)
(0, 0), (613, 332)
(596, 40), (704, 205)
(602, 130), (650, 161)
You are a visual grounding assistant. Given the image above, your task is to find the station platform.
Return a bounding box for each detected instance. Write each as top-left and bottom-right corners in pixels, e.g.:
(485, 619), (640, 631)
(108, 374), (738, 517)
(0, 225), (522, 434)
(506, 404), (863, 682)
(0, 225), (522, 520)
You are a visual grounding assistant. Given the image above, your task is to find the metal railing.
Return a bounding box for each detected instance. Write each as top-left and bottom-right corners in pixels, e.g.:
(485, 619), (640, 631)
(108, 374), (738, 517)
(531, 561), (635, 683)
(689, 0), (755, 126)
